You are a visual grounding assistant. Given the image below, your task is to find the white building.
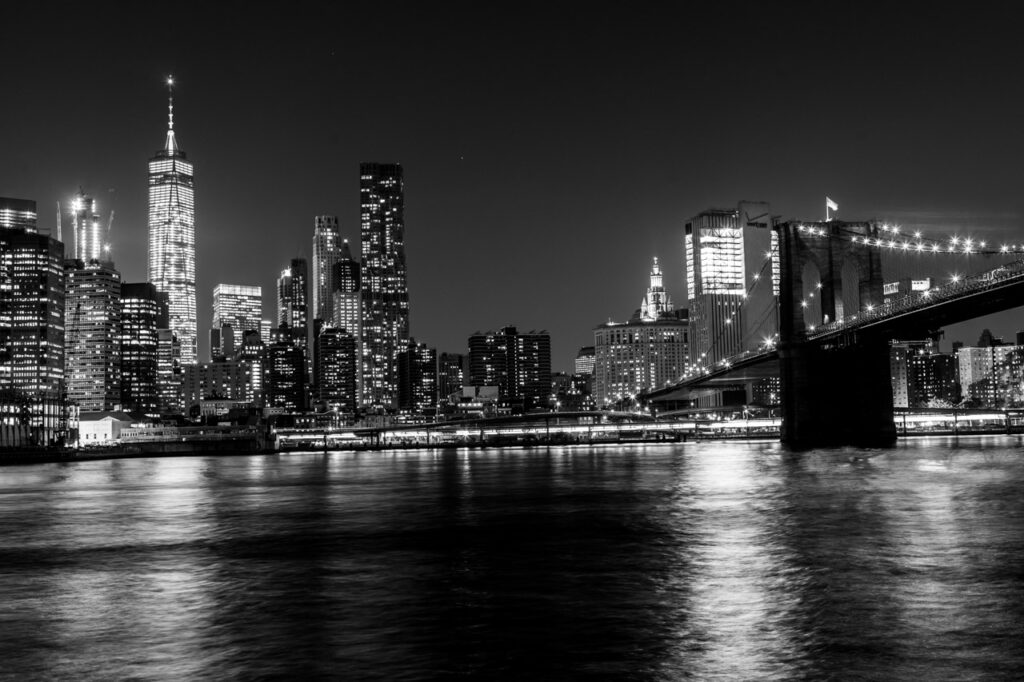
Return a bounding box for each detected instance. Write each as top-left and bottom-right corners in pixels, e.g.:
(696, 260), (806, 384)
(148, 77), (197, 365)
(593, 258), (689, 407)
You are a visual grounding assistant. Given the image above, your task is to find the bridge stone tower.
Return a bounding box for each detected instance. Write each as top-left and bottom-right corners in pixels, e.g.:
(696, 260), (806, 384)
(777, 220), (896, 448)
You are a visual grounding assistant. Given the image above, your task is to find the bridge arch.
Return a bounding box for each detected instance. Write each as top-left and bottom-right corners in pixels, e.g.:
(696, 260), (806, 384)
(778, 221), (884, 339)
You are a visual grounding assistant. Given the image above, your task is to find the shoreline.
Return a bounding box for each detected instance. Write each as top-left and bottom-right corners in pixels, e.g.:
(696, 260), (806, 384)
(1, 429), (1020, 466)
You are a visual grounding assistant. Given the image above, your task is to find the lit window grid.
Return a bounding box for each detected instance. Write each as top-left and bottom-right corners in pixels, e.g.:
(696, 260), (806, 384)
(147, 156), (196, 366)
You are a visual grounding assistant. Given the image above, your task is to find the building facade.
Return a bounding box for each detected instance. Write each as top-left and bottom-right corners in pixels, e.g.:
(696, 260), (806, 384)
(212, 283), (262, 359)
(437, 352), (467, 403)
(70, 190), (105, 263)
(148, 79), (197, 365)
(183, 360), (260, 412)
(120, 283), (164, 414)
(397, 340), (437, 418)
(312, 215), (341, 324)
(0, 204), (66, 395)
(684, 202), (777, 373)
(360, 163), (409, 409)
(65, 262), (122, 412)
(593, 258), (689, 408)
(468, 326), (551, 412)
(267, 336), (306, 411)
(157, 329), (183, 414)
(574, 346), (596, 375)
(316, 327), (358, 416)
(277, 259), (309, 351)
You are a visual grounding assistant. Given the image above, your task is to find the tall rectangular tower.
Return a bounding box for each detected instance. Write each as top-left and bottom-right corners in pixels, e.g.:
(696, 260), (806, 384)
(360, 162), (409, 409)
(277, 259), (309, 349)
(684, 201), (777, 373)
(312, 215), (341, 324)
(212, 284), (262, 358)
(65, 262), (122, 412)
(148, 77), (197, 366)
(70, 190), (104, 263)
(0, 200), (66, 395)
(120, 282), (163, 414)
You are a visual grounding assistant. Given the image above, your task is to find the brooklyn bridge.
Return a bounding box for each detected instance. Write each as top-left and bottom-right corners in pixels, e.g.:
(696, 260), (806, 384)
(642, 219), (1024, 448)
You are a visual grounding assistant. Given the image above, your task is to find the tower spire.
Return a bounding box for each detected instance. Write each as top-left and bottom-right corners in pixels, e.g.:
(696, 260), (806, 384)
(164, 75), (178, 154)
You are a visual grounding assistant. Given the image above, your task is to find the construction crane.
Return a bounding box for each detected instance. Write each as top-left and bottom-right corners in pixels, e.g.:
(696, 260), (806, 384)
(105, 209), (115, 255)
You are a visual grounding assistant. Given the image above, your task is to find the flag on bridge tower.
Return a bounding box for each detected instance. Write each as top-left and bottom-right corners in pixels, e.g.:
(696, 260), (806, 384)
(825, 196), (838, 222)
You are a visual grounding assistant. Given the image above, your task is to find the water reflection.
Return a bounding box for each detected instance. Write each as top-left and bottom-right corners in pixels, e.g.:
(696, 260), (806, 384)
(2, 439), (1024, 678)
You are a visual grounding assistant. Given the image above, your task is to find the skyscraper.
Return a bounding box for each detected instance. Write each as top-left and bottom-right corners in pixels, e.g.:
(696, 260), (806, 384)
(70, 190), (105, 263)
(211, 284), (262, 359)
(0, 200), (65, 394)
(148, 76), (197, 366)
(397, 340), (437, 418)
(213, 284), (262, 334)
(156, 328), (182, 414)
(316, 326), (358, 416)
(65, 262), (122, 412)
(120, 283), (164, 414)
(684, 202), (777, 373)
(468, 327), (551, 412)
(0, 197), (39, 233)
(360, 163), (409, 409)
(437, 352), (467, 403)
(267, 333), (306, 411)
(593, 259), (689, 407)
(312, 215), (341, 324)
(277, 259), (309, 350)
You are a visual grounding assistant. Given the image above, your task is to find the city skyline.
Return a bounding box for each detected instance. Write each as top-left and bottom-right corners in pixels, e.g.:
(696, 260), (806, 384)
(3, 6), (1024, 370)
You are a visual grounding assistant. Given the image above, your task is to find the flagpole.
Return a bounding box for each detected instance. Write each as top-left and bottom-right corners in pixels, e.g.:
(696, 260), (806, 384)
(825, 197), (830, 222)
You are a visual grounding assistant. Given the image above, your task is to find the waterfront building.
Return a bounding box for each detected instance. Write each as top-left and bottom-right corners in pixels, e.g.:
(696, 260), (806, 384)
(148, 77), (197, 365)
(0, 389), (76, 448)
(593, 258), (689, 408)
(397, 339), (437, 418)
(267, 334), (306, 411)
(157, 329), (183, 414)
(312, 215), (341, 324)
(69, 190), (105, 263)
(235, 329), (266, 403)
(212, 284), (262, 360)
(183, 360), (260, 413)
(551, 372), (595, 412)
(315, 326), (358, 416)
(277, 259), (309, 350)
(957, 344), (1022, 407)
(0, 205), (66, 394)
(120, 283), (164, 414)
(684, 202), (777, 373)
(331, 241), (361, 334)
(468, 326), (551, 412)
(574, 346), (595, 375)
(65, 261), (122, 412)
(437, 352), (468, 404)
(360, 163), (409, 409)
(890, 339), (960, 408)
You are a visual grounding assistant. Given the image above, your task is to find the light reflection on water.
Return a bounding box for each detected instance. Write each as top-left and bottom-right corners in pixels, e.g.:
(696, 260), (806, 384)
(2, 438), (1024, 679)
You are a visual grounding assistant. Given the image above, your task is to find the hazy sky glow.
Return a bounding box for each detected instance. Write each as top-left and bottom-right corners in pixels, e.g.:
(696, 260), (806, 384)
(3, 4), (1024, 368)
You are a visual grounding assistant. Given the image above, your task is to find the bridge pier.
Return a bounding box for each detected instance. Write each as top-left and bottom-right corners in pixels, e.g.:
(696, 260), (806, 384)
(780, 335), (896, 448)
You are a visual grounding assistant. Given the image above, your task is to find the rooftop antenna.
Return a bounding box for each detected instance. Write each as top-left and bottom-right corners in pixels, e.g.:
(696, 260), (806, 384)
(167, 74), (174, 130)
(56, 201), (62, 242)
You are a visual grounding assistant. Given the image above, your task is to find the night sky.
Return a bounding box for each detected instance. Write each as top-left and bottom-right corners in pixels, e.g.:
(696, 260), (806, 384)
(4, 4), (1024, 369)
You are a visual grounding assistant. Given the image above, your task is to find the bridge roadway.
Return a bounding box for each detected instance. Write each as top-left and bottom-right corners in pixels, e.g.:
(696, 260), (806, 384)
(646, 255), (1024, 404)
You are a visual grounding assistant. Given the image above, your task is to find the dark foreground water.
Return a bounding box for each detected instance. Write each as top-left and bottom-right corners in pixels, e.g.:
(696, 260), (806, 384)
(3, 438), (1024, 680)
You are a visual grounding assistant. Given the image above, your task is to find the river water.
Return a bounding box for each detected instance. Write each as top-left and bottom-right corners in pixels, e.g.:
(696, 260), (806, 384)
(2, 438), (1024, 680)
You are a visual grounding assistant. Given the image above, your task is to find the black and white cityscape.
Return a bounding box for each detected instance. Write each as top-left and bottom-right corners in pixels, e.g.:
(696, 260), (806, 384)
(4, 5), (1024, 680)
